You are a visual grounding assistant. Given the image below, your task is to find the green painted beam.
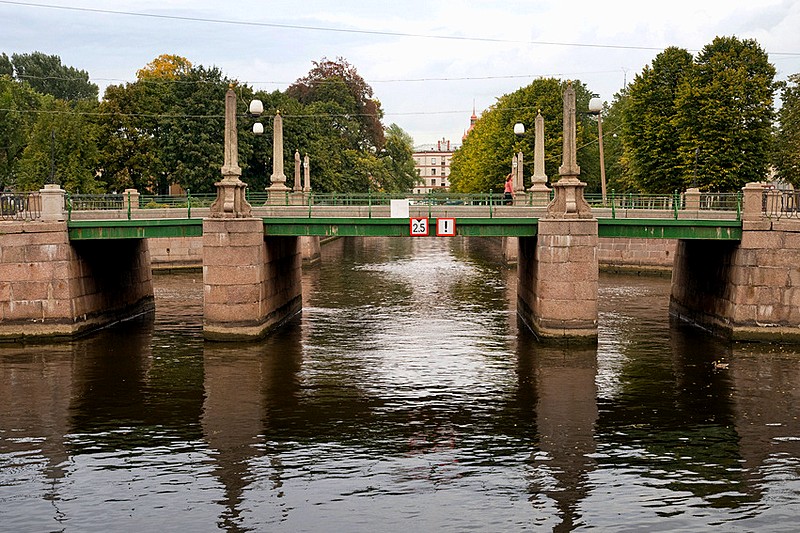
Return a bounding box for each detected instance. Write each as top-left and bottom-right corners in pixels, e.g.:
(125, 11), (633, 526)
(68, 218), (203, 240)
(65, 215), (742, 241)
(261, 217), (539, 237)
(598, 218), (742, 240)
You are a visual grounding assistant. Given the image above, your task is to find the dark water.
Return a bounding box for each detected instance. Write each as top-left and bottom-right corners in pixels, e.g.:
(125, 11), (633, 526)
(2, 237), (800, 532)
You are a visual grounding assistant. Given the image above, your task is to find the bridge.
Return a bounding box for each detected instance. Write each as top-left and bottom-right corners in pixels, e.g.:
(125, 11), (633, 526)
(2, 83), (798, 343)
(2, 182), (795, 343)
(61, 189), (743, 241)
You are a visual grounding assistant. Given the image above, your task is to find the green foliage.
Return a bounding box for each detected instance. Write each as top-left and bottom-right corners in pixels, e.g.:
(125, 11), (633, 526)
(675, 37), (776, 191)
(97, 58), (255, 194)
(621, 47), (693, 193)
(0, 75), (42, 189)
(0, 54), (11, 77)
(287, 57), (385, 152)
(10, 52), (98, 101)
(774, 74), (800, 186)
(374, 123), (419, 192)
(450, 78), (597, 193)
(17, 97), (103, 193)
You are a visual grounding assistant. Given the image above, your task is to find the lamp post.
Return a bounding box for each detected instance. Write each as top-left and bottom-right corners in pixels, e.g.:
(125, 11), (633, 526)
(588, 97), (607, 204)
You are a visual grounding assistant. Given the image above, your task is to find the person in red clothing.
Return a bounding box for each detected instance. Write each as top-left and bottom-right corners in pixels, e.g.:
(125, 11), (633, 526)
(503, 173), (513, 205)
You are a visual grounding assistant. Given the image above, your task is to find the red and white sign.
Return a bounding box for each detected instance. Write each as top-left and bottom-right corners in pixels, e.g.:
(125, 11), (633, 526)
(436, 217), (456, 237)
(409, 217), (429, 236)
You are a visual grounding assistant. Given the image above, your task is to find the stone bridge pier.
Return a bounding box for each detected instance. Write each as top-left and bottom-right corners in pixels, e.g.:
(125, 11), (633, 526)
(516, 82), (599, 342)
(670, 182), (800, 341)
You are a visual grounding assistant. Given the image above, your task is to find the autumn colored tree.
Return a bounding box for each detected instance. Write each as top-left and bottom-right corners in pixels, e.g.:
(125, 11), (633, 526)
(136, 54), (193, 80)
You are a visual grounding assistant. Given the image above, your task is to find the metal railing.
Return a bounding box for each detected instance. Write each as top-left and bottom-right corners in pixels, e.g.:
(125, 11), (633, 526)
(57, 189), (744, 221)
(0, 191), (42, 221)
(762, 189), (800, 220)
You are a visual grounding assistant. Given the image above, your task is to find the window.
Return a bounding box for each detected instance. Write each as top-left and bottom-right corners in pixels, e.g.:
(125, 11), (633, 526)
(431, 179), (437, 187)
(431, 157), (437, 165)
(431, 168), (436, 175)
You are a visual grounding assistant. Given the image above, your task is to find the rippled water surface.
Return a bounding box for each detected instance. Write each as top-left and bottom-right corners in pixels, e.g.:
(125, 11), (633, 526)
(2, 237), (800, 532)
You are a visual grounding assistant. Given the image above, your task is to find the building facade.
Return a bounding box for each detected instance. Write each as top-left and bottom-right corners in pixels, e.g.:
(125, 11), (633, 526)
(412, 138), (458, 194)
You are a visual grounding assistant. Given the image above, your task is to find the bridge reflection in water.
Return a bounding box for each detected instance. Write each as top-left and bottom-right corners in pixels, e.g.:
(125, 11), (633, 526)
(2, 236), (800, 531)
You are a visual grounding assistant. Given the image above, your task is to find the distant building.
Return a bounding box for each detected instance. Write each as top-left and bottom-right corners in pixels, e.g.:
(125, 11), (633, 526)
(412, 138), (458, 194)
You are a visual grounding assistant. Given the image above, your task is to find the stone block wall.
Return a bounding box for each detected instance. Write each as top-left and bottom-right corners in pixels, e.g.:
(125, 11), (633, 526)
(598, 237), (675, 271)
(670, 220), (800, 341)
(149, 236), (204, 269)
(203, 218), (301, 340)
(0, 221), (153, 339)
(518, 219), (599, 339)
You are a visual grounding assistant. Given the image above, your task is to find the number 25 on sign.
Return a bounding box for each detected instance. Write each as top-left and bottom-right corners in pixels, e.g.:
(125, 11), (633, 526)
(409, 217), (429, 236)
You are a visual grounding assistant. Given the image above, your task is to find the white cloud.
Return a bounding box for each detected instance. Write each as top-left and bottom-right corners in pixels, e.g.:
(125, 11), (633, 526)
(1, 0), (797, 145)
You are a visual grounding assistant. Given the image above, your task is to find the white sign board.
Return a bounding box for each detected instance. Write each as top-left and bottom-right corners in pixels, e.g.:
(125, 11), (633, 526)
(436, 217), (456, 237)
(390, 199), (410, 218)
(409, 217), (429, 236)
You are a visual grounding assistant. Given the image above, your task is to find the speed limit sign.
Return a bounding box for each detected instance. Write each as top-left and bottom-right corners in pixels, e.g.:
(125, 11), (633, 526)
(409, 217), (429, 236)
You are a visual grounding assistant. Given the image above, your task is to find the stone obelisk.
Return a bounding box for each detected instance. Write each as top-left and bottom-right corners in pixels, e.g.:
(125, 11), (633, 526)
(210, 85), (251, 218)
(303, 154), (311, 192)
(547, 82), (591, 218)
(293, 150), (303, 192)
(528, 110), (551, 206)
(268, 111), (290, 196)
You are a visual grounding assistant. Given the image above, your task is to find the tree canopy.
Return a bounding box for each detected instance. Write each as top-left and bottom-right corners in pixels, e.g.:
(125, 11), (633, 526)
(8, 52), (98, 101)
(618, 36), (777, 192)
(774, 74), (800, 186)
(449, 78), (598, 193)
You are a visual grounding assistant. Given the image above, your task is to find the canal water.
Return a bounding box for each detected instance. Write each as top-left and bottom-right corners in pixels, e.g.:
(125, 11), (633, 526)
(2, 237), (800, 532)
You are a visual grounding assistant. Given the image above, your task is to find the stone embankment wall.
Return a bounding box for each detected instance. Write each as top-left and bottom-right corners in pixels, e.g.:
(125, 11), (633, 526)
(0, 221), (153, 340)
(153, 235), (675, 271)
(597, 237), (676, 272)
(149, 236), (320, 268)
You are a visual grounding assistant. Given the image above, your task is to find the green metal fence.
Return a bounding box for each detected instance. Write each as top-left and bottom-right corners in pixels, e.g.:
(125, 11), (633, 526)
(61, 189), (743, 222)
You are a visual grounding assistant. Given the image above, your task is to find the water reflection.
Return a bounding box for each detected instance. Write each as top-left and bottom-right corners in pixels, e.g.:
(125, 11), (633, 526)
(2, 238), (800, 531)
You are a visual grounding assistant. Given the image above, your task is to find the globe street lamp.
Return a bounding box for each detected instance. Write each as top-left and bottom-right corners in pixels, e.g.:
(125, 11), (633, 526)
(249, 99), (264, 134)
(588, 97), (607, 204)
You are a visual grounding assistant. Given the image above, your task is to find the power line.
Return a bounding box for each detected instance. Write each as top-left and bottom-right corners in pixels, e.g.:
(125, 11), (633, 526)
(4, 0), (799, 56)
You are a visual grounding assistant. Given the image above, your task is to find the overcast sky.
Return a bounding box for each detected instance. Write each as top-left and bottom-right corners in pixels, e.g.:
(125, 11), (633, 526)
(2, 0), (799, 146)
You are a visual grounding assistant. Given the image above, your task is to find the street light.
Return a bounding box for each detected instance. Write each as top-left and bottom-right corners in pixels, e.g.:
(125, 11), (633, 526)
(249, 99), (264, 134)
(588, 96), (607, 204)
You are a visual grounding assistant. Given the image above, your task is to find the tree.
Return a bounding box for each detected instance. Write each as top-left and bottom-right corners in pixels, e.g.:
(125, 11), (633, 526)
(17, 97), (103, 193)
(97, 56), (255, 194)
(449, 78), (597, 193)
(774, 73), (800, 187)
(287, 57), (385, 151)
(0, 53), (11, 77)
(136, 54), (193, 80)
(10, 52), (98, 101)
(675, 36), (776, 191)
(620, 47), (693, 193)
(0, 75), (42, 189)
(371, 124), (419, 192)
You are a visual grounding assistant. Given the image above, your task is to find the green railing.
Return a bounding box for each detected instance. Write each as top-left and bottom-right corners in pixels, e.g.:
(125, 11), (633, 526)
(63, 190), (742, 222)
